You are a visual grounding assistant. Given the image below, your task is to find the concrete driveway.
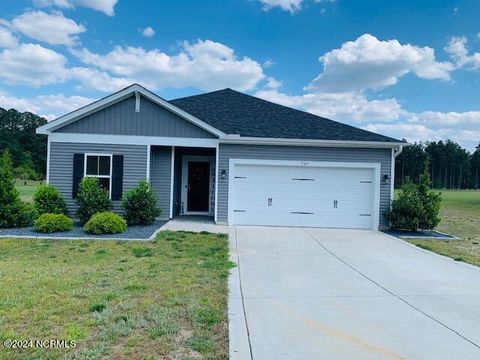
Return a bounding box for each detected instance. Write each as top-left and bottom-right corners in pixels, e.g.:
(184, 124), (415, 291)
(228, 226), (480, 360)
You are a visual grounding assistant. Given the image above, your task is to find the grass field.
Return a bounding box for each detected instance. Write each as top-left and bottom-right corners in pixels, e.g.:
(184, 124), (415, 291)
(15, 179), (42, 203)
(0, 231), (233, 360)
(406, 190), (480, 267)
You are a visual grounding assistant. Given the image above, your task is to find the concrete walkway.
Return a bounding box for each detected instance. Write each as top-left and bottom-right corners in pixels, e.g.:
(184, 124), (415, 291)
(229, 226), (480, 360)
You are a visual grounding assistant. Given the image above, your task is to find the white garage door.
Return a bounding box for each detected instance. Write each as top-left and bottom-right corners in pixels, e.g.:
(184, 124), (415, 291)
(230, 162), (378, 229)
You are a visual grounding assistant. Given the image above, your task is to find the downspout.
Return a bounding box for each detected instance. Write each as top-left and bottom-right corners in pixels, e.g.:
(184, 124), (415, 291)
(389, 145), (403, 227)
(391, 145), (403, 201)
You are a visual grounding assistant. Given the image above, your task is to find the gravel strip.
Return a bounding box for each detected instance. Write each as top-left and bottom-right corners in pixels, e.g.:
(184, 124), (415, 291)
(0, 220), (167, 240)
(383, 229), (459, 240)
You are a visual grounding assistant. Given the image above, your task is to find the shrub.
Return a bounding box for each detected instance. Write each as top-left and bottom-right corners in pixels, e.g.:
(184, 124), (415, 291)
(121, 180), (161, 225)
(83, 212), (127, 235)
(35, 213), (73, 233)
(33, 183), (67, 215)
(388, 180), (424, 231)
(0, 149), (35, 228)
(388, 165), (441, 231)
(76, 177), (112, 224)
(417, 169), (442, 229)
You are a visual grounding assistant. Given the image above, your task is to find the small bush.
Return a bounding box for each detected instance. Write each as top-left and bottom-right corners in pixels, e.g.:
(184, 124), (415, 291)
(121, 180), (161, 225)
(76, 177), (112, 224)
(35, 213), (73, 233)
(388, 180), (423, 231)
(388, 165), (441, 231)
(0, 149), (35, 228)
(83, 212), (127, 235)
(33, 183), (67, 215)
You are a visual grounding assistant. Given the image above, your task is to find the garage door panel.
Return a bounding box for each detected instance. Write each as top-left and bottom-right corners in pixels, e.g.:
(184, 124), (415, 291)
(231, 163), (376, 229)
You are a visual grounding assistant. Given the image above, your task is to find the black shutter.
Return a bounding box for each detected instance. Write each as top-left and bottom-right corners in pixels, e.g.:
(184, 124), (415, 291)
(72, 153), (84, 199)
(111, 155), (124, 201)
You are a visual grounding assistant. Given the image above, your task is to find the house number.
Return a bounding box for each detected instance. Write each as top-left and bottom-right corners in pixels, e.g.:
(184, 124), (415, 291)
(301, 161), (309, 167)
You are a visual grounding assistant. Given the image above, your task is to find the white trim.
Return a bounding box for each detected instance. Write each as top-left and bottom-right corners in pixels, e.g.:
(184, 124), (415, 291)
(169, 146), (175, 219)
(146, 145), (151, 181)
(214, 144), (219, 223)
(135, 91), (140, 113)
(84, 153), (113, 199)
(181, 155), (215, 215)
(46, 137), (51, 183)
(227, 158), (381, 230)
(48, 132), (218, 148)
(36, 84), (225, 137)
(220, 136), (407, 149)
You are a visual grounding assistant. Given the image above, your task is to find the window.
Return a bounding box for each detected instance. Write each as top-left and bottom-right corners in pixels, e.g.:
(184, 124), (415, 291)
(84, 154), (112, 197)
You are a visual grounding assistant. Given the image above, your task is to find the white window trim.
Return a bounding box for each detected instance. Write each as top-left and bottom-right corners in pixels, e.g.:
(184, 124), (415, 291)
(84, 153), (113, 199)
(227, 158), (381, 230)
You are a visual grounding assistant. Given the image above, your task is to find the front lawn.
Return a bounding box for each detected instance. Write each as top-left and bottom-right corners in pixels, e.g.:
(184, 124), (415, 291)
(407, 190), (480, 267)
(0, 231), (232, 359)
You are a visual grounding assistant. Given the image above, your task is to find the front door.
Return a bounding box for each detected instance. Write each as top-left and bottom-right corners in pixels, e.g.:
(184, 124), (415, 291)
(187, 161), (210, 212)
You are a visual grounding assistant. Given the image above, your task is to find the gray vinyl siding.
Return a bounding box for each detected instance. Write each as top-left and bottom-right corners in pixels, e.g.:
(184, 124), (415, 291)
(56, 95), (216, 139)
(217, 144), (392, 228)
(49, 142), (147, 215)
(150, 146), (172, 219)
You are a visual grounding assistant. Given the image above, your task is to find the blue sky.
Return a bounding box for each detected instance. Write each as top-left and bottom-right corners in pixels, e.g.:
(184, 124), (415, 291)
(0, 0), (480, 149)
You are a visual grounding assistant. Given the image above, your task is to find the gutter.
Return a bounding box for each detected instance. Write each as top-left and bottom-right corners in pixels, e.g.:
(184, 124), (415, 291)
(220, 136), (407, 149)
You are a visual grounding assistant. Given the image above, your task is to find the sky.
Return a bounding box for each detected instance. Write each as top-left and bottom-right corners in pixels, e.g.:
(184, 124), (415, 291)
(0, 0), (480, 150)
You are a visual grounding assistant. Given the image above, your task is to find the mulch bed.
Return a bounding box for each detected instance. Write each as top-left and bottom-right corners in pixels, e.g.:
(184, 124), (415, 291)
(0, 220), (167, 240)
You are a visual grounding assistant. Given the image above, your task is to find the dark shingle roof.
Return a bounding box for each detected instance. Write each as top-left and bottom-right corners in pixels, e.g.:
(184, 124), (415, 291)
(170, 88), (403, 143)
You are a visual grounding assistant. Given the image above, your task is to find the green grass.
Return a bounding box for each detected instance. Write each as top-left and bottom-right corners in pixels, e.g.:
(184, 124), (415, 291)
(404, 190), (480, 267)
(15, 179), (42, 203)
(0, 231), (233, 359)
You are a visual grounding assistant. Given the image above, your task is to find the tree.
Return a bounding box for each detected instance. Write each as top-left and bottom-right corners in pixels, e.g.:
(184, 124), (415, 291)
(389, 162), (441, 231)
(470, 144), (480, 189)
(0, 149), (35, 228)
(417, 162), (442, 229)
(0, 107), (47, 179)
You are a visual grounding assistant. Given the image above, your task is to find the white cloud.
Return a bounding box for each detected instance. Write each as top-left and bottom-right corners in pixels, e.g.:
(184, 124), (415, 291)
(445, 36), (480, 70)
(410, 110), (480, 126)
(0, 90), (93, 119)
(69, 67), (133, 92)
(255, 88), (480, 150)
(33, 0), (118, 16)
(0, 26), (18, 48)
(258, 0), (334, 13)
(259, 0), (303, 12)
(364, 123), (443, 143)
(265, 77), (282, 89)
(263, 59), (274, 68)
(141, 26), (155, 38)
(70, 39), (265, 91)
(307, 34), (453, 93)
(10, 11), (86, 46)
(0, 43), (68, 86)
(256, 89), (404, 121)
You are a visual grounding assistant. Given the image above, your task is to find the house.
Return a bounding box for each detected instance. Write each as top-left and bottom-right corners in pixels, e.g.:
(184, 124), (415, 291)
(36, 84), (406, 230)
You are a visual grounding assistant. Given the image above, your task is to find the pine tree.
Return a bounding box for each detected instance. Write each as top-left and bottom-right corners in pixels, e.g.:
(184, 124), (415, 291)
(0, 149), (35, 228)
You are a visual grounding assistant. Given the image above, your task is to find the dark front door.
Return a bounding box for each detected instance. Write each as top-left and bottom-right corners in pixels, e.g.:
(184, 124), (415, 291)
(187, 161), (210, 212)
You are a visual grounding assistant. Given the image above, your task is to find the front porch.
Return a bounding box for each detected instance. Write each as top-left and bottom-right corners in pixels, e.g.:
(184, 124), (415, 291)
(149, 146), (218, 222)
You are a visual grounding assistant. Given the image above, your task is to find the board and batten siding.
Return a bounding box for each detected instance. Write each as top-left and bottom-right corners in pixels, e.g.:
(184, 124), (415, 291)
(217, 144), (392, 228)
(150, 146), (172, 219)
(55, 95), (216, 139)
(49, 142), (147, 214)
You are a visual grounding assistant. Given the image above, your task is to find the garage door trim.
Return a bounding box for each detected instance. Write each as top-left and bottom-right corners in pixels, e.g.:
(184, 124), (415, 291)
(227, 159), (381, 230)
